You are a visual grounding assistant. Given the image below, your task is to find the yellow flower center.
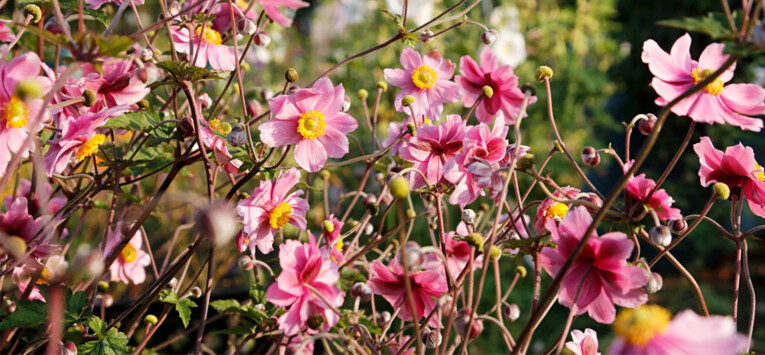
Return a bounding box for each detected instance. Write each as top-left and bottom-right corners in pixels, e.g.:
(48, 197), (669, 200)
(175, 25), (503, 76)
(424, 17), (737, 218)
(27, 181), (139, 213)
(236, 0), (251, 9)
(411, 65), (437, 90)
(691, 68), (724, 96)
(120, 243), (138, 263)
(269, 202), (293, 229)
(196, 26), (222, 46)
(614, 304), (672, 348)
(755, 163), (765, 182)
(209, 119), (231, 134)
(5, 94), (29, 129)
(76, 133), (106, 161)
(297, 110), (327, 140)
(36, 267), (51, 285)
(545, 202), (569, 220)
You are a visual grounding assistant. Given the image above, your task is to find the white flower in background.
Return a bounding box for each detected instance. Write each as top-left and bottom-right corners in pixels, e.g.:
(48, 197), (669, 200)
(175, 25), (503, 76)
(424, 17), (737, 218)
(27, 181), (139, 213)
(488, 5), (527, 67)
(311, 0), (377, 45)
(386, 0), (434, 26)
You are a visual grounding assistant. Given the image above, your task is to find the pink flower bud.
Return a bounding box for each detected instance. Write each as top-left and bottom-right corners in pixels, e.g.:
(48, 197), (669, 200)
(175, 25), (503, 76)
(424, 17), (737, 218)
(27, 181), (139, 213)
(638, 113), (657, 135)
(581, 146), (600, 167)
(454, 308), (483, 340)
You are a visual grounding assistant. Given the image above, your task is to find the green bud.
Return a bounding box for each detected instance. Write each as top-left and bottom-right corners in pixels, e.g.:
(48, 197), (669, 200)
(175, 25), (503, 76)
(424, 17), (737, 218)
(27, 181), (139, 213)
(516, 153), (536, 171)
(401, 95), (415, 107)
(481, 85), (494, 98)
(82, 89), (98, 107)
(97, 281), (109, 293)
(320, 170), (331, 179)
(406, 209), (416, 219)
(357, 89), (369, 99)
(376, 81), (388, 92)
(489, 246), (501, 261)
(4, 236), (27, 259)
(535, 65), (553, 82)
(553, 140), (564, 153)
(15, 79), (42, 100)
(515, 265), (527, 278)
(285, 68), (299, 83)
(240, 62), (251, 72)
(465, 232), (484, 250)
(480, 203), (490, 212)
(307, 313), (325, 330)
(347, 219), (359, 228)
(143, 314), (158, 325)
(714, 182), (730, 200)
(137, 99), (150, 110)
(23, 4), (42, 24)
(406, 122), (417, 137)
(323, 220), (335, 233)
(389, 176), (410, 199)
(366, 202), (380, 216)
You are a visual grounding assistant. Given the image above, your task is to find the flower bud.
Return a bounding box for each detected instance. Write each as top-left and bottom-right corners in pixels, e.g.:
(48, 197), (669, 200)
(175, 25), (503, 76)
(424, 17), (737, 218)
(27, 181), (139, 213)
(424, 330), (442, 349)
(350, 282), (372, 302)
(645, 272), (663, 294)
(376, 80), (388, 91)
(140, 48), (154, 62)
(227, 124), (248, 147)
(581, 146), (600, 167)
(342, 95), (351, 112)
(515, 265), (527, 278)
(23, 4), (43, 23)
(488, 245), (501, 261)
(242, 100), (260, 118)
(144, 314), (158, 325)
(516, 153), (536, 171)
(378, 311), (392, 327)
(15, 79), (42, 101)
(254, 31), (271, 46)
(63, 342), (78, 355)
(190, 286), (203, 298)
(503, 304), (520, 321)
(307, 313), (325, 330)
(406, 209), (416, 219)
(669, 219), (687, 235)
(638, 113), (657, 135)
(454, 308), (483, 340)
(237, 18), (257, 36)
(97, 281), (109, 293)
(481, 29), (499, 45)
(254, 303), (266, 311)
(520, 82), (536, 96)
(401, 95), (415, 107)
(137, 99), (150, 110)
(168, 278), (179, 290)
(365, 201), (380, 216)
(714, 182), (730, 200)
(389, 176), (410, 199)
(649, 225), (671, 247)
(357, 89), (369, 99)
(285, 68), (299, 83)
(481, 85), (494, 98)
(197, 93), (212, 109)
(322, 220), (335, 233)
(3, 236), (27, 259)
(167, 1), (182, 16)
(535, 65), (553, 82)
(238, 255), (254, 271)
(406, 122), (417, 136)
(44, 17), (70, 35)
(178, 118), (195, 138)
(399, 244), (424, 269)
(82, 89), (98, 107)
(461, 209), (476, 225)
(465, 232), (484, 250)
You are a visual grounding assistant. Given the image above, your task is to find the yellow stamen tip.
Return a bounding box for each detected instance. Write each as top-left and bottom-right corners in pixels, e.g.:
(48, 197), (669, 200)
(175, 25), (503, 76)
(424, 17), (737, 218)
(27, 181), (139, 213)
(5, 94), (29, 129)
(545, 202), (569, 220)
(120, 243), (138, 263)
(614, 304), (672, 347)
(76, 133), (106, 161)
(691, 68), (725, 96)
(269, 202), (293, 229)
(297, 110), (327, 140)
(196, 26), (223, 46)
(411, 65), (438, 90)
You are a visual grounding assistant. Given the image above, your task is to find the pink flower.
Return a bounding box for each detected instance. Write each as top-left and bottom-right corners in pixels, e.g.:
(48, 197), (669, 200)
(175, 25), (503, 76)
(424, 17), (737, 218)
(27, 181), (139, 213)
(236, 168), (309, 254)
(209, 2), (258, 33)
(43, 106), (128, 176)
(367, 255), (448, 325)
(456, 47), (536, 124)
(444, 115), (508, 206)
(642, 33), (765, 131)
(259, 0), (310, 27)
(265, 232), (344, 336)
(79, 59), (150, 110)
(566, 328), (601, 355)
(321, 214), (345, 263)
(694, 136), (765, 217)
(171, 25), (238, 71)
(384, 48), (460, 119)
(104, 222), (151, 285)
(609, 305), (747, 355)
(444, 232), (470, 276)
(188, 116), (243, 174)
(1, 197), (59, 259)
(4, 180), (67, 216)
(0, 20), (15, 42)
(86, 0), (144, 9)
(399, 115), (465, 189)
(625, 174), (682, 221)
(533, 186), (580, 234)
(260, 78), (358, 172)
(0, 52), (49, 177)
(12, 265), (45, 301)
(538, 206), (648, 323)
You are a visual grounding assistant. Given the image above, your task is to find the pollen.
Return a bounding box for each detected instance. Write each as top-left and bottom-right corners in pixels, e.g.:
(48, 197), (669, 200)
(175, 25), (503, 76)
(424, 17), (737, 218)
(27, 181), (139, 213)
(614, 304), (672, 348)
(691, 68), (724, 96)
(36, 267), (51, 285)
(76, 133), (106, 161)
(297, 110), (327, 140)
(196, 26), (223, 46)
(5, 94), (29, 129)
(209, 119), (231, 134)
(120, 243), (138, 263)
(755, 163), (765, 182)
(269, 202), (293, 229)
(411, 65), (437, 90)
(545, 202), (569, 220)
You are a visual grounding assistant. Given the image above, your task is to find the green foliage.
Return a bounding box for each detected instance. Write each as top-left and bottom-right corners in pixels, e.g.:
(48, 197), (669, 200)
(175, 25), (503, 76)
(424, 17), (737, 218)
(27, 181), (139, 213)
(18, 0), (110, 26)
(155, 61), (229, 84)
(337, 267), (367, 292)
(78, 317), (130, 355)
(159, 290), (198, 328)
(0, 299), (47, 330)
(657, 12), (737, 40)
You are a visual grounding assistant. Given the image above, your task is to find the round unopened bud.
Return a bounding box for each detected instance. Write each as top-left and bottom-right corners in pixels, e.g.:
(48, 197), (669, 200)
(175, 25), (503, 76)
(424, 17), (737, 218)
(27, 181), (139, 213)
(424, 330), (442, 349)
(254, 31), (271, 46)
(3, 236), (27, 259)
(481, 85), (494, 98)
(190, 286), (203, 298)
(401, 95), (415, 107)
(246, 100), (261, 117)
(465, 232), (484, 250)
(238, 255), (254, 271)
(137, 68), (151, 84)
(645, 272), (663, 294)
(44, 16), (70, 35)
(480, 203), (490, 212)
(23, 4), (43, 23)
(307, 313), (325, 330)
(285, 68), (299, 83)
(178, 118), (195, 138)
(63, 342), (77, 355)
(342, 95), (351, 112)
(389, 176), (410, 199)
(638, 114), (657, 135)
(365, 201), (380, 216)
(376, 81), (388, 91)
(137, 99), (150, 110)
(481, 29), (499, 45)
(454, 308), (484, 340)
(323, 220), (335, 233)
(516, 153), (536, 171)
(461, 209), (476, 225)
(140, 48), (154, 62)
(378, 311), (392, 327)
(503, 304), (521, 321)
(397, 244), (424, 269)
(406, 122), (417, 136)
(82, 90), (98, 107)
(97, 281), (109, 293)
(15, 79), (42, 100)
(515, 265), (527, 278)
(350, 282), (372, 302)
(649, 225), (672, 247)
(669, 219), (688, 235)
(227, 125), (248, 147)
(535, 65), (554, 82)
(198, 93), (212, 109)
(581, 146), (600, 167)
(347, 219), (359, 228)
(143, 314), (158, 325)
(520, 82), (536, 96)
(4, 300), (16, 314)
(168, 278), (179, 290)
(714, 182), (730, 200)
(406, 209), (416, 219)
(488, 245), (501, 261)
(237, 18), (257, 36)
(357, 89), (369, 99)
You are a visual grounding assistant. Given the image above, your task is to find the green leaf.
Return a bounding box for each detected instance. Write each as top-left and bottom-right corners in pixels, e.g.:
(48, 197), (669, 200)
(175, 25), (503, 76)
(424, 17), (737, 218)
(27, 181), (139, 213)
(159, 290), (179, 304)
(210, 299), (241, 312)
(249, 285), (266, 305)
(64, 289), (91, 328)
(18, 0), (110, 26)
(175, 298), (197, 328)
(101, 111), (164, 131)
(336, 268), (367, 292)
(86, 316), (107, 337)
(657, 12), (737, 40)
(156, 61), (228, 82)
(79, 317), (129, 355)
(0, 299), (47, 330)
